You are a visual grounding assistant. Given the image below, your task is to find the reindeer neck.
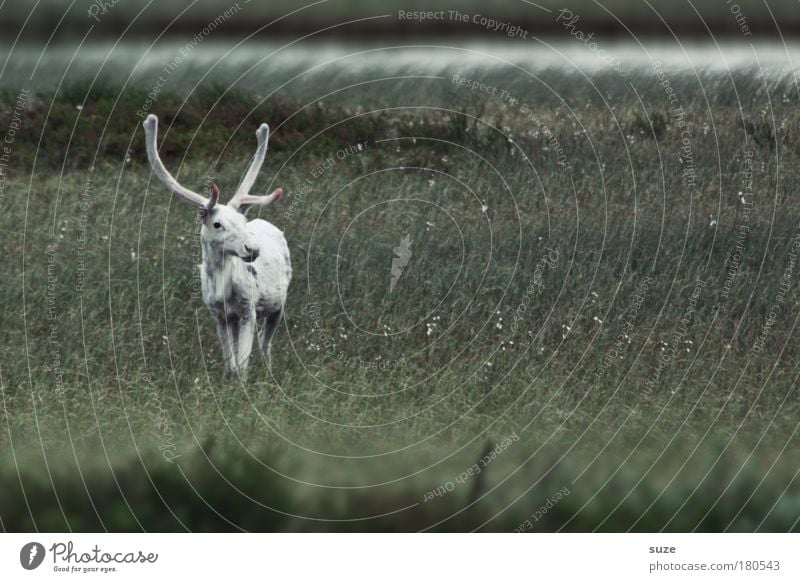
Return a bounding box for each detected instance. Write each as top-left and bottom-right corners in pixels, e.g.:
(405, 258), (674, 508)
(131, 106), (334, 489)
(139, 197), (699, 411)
(201, 238), (225, 269)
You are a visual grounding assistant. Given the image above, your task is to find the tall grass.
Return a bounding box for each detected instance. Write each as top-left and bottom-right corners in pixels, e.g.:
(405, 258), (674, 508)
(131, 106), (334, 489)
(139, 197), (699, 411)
(2, 57), (800, 530)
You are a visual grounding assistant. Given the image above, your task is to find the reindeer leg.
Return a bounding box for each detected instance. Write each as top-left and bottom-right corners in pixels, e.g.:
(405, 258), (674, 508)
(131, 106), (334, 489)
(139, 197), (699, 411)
(215, 317), (237, 376)
(235, 305), (257, 377)
(259, 308), (283, 367)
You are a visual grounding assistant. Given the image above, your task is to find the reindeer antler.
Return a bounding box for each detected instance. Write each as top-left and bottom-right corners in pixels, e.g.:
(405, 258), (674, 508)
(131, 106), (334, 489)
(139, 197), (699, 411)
(143, 114), (215, 209)
(207, 182), (220, 209)
(228, 123), (283, 213)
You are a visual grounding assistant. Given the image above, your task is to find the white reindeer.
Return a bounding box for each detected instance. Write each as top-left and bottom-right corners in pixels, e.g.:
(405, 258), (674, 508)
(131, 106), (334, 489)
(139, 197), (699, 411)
(143, 114), (291, 376)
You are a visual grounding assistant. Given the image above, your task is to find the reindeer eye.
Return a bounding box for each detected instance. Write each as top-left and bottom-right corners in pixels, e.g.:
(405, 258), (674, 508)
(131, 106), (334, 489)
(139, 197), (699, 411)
(213, 222), (222, 229)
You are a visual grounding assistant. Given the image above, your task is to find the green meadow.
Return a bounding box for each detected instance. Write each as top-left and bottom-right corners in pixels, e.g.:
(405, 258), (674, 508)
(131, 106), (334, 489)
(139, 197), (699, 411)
(1, 38), (800, 531)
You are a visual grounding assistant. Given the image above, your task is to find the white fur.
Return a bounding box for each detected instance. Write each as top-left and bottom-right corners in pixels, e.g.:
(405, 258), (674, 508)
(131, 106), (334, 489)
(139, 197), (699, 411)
(144, 114), (291, 376)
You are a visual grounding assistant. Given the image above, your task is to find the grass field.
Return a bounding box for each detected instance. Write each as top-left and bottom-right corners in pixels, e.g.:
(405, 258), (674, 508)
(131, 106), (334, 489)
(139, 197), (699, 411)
(2, 36), (800, 531)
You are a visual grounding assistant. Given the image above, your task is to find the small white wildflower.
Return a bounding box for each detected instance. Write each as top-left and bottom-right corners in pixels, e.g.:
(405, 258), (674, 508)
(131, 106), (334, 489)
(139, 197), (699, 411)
(426, 322), (438, 336)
